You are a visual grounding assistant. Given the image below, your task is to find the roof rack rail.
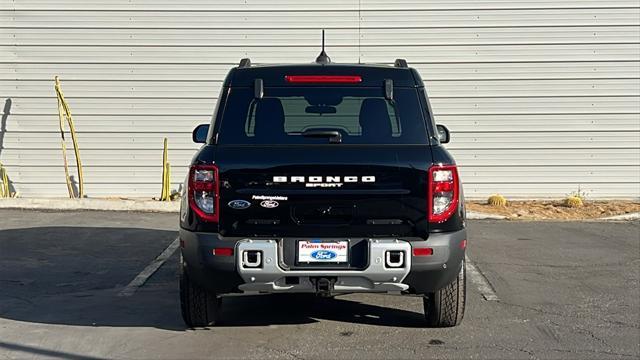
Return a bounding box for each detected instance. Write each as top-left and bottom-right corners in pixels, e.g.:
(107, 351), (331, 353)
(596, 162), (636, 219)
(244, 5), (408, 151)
(394, 59), (408, 68)
(238, 58), (251, 68)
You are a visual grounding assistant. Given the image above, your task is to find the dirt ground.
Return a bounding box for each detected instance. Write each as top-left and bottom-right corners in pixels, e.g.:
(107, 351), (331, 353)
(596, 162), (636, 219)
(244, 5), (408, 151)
(466, 200), (640, 220)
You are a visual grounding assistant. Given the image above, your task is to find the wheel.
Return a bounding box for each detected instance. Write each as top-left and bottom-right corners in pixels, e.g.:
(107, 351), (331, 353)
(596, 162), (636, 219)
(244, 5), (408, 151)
(423, 260), (466, 327)
(179, 256), (220, 327)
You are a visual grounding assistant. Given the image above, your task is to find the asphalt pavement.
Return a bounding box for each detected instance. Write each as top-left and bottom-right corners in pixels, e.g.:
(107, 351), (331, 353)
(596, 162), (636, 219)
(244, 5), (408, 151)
(0, 209), (638, 359)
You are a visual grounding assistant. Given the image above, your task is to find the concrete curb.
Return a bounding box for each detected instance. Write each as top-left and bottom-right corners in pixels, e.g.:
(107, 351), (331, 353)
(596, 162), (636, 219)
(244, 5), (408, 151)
(599, 212), (640, 221)
(1, 199), (509, 219)
(466, 211), (507, 220)
(1, 199), (637, 221)
(466, 210), (640, 221)
(0, 198), (180, 213)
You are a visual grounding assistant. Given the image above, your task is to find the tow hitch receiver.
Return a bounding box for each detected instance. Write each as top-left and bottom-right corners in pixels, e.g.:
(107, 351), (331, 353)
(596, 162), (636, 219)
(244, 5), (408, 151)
(312, 277), (336, 297)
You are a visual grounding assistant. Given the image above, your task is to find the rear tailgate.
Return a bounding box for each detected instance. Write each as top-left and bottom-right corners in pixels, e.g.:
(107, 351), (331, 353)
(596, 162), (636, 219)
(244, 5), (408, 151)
(216, 145), (431, 239)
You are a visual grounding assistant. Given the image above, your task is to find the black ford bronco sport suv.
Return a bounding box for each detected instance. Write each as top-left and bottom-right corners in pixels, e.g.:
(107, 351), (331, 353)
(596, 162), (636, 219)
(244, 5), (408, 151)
(179, 55), (467, 328)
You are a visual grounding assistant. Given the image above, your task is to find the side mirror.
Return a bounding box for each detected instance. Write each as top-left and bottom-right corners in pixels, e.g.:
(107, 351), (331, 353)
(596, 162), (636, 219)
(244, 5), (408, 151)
(436, 124), (450, 144)
(192, 124), (210, 143)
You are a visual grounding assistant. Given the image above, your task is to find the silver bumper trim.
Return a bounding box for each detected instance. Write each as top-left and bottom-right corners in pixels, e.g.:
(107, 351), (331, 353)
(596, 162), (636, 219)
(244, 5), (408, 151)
(236, 239), (411, 293)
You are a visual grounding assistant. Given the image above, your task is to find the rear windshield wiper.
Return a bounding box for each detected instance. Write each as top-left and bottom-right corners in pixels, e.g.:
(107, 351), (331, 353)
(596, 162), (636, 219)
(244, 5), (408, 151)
(301, 129), (342, 144)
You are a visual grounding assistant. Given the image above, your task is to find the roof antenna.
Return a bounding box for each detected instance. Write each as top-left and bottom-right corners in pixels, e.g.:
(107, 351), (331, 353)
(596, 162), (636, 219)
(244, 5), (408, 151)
(315, 30), (331, 64)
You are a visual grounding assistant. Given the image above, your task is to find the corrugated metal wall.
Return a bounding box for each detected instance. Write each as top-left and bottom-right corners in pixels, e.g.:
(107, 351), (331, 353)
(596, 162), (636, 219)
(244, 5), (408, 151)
(1, 0), (639, 199)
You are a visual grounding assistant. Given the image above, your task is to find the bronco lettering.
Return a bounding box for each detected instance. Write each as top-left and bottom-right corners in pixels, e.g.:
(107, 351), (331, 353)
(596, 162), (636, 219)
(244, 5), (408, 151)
(272, 176), (376, 184)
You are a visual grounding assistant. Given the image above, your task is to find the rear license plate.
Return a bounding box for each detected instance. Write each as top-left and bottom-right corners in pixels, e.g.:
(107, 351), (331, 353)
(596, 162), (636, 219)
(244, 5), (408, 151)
(298, 240), (349, 263)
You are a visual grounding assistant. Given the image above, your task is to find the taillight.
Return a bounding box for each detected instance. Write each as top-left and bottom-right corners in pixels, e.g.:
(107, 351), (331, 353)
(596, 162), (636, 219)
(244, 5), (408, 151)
(428, 164), (459, 223)
(188, 164), (219, 222)
(284, 75), (362, 83)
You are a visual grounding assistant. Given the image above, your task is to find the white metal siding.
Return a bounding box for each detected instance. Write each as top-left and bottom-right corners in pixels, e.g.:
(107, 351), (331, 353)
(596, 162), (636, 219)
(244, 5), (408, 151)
(1, 0), (639, 199)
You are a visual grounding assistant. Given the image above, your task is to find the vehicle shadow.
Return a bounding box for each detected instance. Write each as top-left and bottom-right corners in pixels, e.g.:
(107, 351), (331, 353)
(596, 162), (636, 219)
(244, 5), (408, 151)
(219, 294), (427, 328)
(0, 226), (426, 331)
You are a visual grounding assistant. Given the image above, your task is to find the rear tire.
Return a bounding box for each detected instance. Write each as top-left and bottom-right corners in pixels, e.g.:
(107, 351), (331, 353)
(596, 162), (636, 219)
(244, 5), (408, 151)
(423, 260), (466, 327)
(179, 256), (220, 327)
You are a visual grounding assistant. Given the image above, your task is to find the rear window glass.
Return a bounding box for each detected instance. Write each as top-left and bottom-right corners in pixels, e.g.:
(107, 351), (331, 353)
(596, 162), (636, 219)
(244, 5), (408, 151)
(217, 87), (428, 145)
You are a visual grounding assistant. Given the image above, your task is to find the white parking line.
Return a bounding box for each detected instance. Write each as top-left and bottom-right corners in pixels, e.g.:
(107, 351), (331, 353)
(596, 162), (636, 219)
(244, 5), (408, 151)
(465, 255), (499, 301)
(118, 238), (180, 297)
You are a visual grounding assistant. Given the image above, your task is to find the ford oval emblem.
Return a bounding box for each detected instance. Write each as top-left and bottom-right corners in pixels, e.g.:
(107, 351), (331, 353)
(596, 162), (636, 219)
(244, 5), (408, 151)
(311, 250), (337, 260)
(260, 200), (279, 209)
(228, 200), (251, 210)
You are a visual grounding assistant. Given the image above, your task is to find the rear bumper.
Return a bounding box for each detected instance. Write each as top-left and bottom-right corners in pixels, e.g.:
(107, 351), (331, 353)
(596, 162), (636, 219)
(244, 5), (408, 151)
(179, 229), (466, 295)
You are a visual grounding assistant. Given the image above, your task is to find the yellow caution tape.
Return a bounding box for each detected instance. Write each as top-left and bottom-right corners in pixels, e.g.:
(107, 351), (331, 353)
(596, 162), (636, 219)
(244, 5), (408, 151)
(55, 76), (84, 198)
(160, 137), (171, 201)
